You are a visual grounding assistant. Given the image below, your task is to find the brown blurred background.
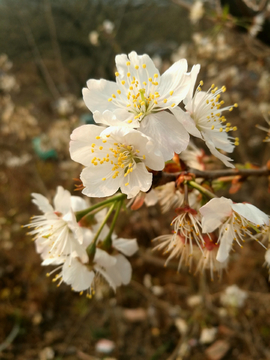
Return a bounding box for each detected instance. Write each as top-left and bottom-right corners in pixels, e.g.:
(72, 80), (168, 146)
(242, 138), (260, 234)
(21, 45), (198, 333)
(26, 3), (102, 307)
(1, 0), (270, 359)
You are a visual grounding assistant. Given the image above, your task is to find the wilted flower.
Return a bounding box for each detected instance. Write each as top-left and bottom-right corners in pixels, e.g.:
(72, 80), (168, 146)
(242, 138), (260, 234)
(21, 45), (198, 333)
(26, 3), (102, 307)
(154, 206), (205, 270)
(153, 233), (194, 270)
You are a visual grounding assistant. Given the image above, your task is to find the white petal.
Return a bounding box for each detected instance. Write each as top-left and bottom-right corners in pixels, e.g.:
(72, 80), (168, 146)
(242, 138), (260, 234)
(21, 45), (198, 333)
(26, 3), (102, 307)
(32, 193), (54, 213)
(184, 64), (200, 106)
(95, 265), (120, 291)
(83, 79), (124, 113)
(114, 254), (132, 285)
(70, 196), (89, 212)
(144, 189), (158, 206)
(113, 238), (138, 256)
(140, 112), (189, 161)
(81, 165), (120, 198)
(120, 162), (152, 199)
(265, 249), (270, 265)
(171, 106), (202, 138)
(93, 110), (137, 127)
(53, 186), (72, 215)
(70, 124), (106, 166)
(62, 258), (95, 292)
(232, 203), (269, 226)
(200, 197), (233, 233)
(94, 248), (117, 267)
(216, 224), (234, 262)
(158, 59), (189, 103)
(205, 138), (234, 168)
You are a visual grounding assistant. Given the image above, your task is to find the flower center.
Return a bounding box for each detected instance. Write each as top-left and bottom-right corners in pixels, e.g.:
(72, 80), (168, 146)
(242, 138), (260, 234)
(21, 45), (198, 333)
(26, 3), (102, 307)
(189, 82), (240, 146)
(90, 135), (146, 186)
(108, 62), (175, 124)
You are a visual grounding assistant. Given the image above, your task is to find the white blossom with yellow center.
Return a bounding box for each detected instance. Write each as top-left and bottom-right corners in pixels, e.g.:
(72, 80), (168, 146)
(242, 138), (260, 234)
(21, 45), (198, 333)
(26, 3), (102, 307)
(172, 65), (238, 168)
(200, 197), (269, 263)
(70, 124), (164, 199)
(82, 51), (193, 161)
(25, 186), (90, 265)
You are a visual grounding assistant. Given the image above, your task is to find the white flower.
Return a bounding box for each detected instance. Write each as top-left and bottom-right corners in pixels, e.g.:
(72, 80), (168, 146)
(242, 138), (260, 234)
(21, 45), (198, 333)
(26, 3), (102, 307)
(82, 51), (192, 161)
(172, 65), (238, 168)
(200, 197), (269, 262)
(220, 285), (248, 308)
(57, 234), (138, 295)
(70, 124), (164, 199)
(26, 186), (90, 265)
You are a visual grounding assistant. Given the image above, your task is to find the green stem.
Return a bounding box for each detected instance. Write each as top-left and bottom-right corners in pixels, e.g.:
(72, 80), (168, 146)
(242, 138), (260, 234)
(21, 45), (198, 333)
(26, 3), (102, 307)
(75, 193), (126, 222)
(86, 203), (116, 257)
(103, 199), (124, 249)
(188, 180), (216, 199)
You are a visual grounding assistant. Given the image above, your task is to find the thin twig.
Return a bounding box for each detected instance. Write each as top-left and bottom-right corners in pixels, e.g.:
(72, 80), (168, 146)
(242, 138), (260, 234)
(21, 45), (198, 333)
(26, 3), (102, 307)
(163, 166), (270, 181)
(0, 323), (20, 352)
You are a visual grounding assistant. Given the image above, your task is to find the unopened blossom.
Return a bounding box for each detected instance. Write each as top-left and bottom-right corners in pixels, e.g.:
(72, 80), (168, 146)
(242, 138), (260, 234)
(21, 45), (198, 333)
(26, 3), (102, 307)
(70, 124), (164, 199)
(26, 186), (90, 265)
(82, 51), (193, 160)
(200, 197), (269, 262)
(173, 65), (238, 168)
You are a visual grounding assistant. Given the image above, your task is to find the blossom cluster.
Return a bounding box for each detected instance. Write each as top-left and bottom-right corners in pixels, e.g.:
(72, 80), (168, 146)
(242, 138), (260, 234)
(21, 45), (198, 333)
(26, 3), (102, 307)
(26, 186), (138, 296)
(26, 51), (270, 294)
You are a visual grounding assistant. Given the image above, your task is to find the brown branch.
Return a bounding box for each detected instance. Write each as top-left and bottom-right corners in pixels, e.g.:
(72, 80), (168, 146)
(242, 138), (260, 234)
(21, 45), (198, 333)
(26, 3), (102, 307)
(162, 166), (270, 181)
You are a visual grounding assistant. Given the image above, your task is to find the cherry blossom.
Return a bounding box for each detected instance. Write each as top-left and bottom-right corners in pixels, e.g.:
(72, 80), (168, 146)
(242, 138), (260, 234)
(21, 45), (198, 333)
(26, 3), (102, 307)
(70, 124), (164, 199)
(200, 197), (269, 262)
(82, 51), (193, 160)
(172, 64), (238, 167)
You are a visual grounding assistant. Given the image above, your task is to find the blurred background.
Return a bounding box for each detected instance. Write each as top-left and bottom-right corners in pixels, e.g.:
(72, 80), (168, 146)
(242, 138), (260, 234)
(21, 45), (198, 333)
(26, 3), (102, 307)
(1, 0), (270, 359)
